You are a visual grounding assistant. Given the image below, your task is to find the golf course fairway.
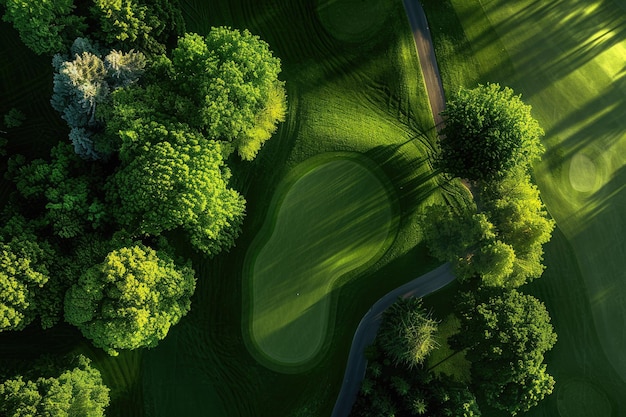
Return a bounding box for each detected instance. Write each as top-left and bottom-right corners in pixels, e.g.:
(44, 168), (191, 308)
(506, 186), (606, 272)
(245, 154), (396, 371)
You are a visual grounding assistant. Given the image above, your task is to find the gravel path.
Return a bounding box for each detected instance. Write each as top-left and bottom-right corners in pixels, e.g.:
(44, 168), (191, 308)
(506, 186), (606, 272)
(330, 2), (450, 416)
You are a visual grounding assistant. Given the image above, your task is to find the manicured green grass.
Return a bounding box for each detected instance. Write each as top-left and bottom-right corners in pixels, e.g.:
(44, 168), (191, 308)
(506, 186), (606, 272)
(245, 154), (396, 370)
(423, 0), (626, 414)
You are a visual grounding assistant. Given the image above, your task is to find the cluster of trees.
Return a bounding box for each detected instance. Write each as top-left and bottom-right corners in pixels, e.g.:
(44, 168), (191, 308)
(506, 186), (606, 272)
(0, 0), (184, 56)
(452, 288), (557, 415)
(422, 83), (554, 289)
(1, 4), (287, 415)
(351, 298), (480, 417)
(351, 292), (557, 416)
(0, 354), (110, 416)
(412, 83), (557, 414)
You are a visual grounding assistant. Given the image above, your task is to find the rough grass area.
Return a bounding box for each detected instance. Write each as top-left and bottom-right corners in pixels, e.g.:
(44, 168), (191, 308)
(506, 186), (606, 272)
(423, 0), (626, 414)
(245, 154), (396, 370)
(426, 314), (470, 383)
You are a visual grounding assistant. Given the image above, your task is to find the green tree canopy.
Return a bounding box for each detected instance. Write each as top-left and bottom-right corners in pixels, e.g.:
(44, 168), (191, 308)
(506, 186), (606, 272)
(1, 0), (86, 55)
(378, 297), (438, 369)
(0, 240), (49, 332)
(113, 28), (287, 160)
(438, 83), (544, 181)
(106, 120), (245, 255)
(9, 142), (109, 238)
(64, 244), (196, 356)
(452, 289), (557, 414)
(0, 355), (109, 417)
(420, 204), (516, 285)
(90, 0), (185, 55)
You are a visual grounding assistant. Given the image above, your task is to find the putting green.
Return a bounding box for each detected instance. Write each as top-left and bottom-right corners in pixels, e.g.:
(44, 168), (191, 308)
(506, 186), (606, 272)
(245, 154), (396, 370)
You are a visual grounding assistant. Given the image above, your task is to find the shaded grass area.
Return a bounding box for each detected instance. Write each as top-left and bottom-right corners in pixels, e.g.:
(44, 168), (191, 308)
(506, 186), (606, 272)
(245, 155), (396, 371)
(423, 0), (626, 415)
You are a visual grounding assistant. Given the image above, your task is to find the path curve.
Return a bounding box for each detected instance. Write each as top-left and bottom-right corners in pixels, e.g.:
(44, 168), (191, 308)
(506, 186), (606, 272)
(330, 263), (454, 417)
(331, 2), (450, 416)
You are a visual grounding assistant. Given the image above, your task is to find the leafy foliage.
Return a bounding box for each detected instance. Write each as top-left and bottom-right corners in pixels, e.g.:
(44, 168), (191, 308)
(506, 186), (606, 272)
(0, 355), (110, 417)
(64, 244), (196, 356)
(452, 289), (557, 415)
(420, 204), (515, 285)
(378, 297), (438, 369)
(1, 0), (86, 55)
(106, 120), (245, 255)
(9, 142), (109, 238)
(439, 83), (544, 181)
(0, 241), (49, 332)
(51, 38), (146, 159)
(116, 29), (286, 160)
(90, 0), (186, 55)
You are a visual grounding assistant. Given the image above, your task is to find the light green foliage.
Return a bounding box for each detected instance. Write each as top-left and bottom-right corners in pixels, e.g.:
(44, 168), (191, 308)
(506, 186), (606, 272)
(420, 204), (515, 284)
(439, 83), (544, 181)
(3, 108), (25, 128)
(1, 0), (86, 55)
(64, 244), (196, 356)
(453, 289), (557, 415)
(0, 355), (110, 417)
(378, 297), (438, 369)
(139, 29), (286, 160)
(10, 142), (108, 238)
(91, 0), (152, 44)
(108, 120), (245, 255)
(481, 169), (555, 286)
(421, 168), (554, 288)
(0, 242), (49, 332)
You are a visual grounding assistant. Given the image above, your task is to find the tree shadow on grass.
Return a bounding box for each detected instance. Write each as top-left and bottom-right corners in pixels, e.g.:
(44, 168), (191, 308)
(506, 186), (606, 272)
(365, 141), (440, 220)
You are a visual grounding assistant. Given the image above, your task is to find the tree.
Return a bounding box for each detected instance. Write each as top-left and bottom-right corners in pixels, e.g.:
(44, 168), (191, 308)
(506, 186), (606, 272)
(1, 0), (86, 55)
(64, 244), (196, 356)
(51, 38), (146, 159)
(0, 355), (110, 417)
(129, 29), (286, 160)
(420, 204), (515, 285)
(3, 108), (25, 128)
(378, 297), (438, 369)
(0, 241), (49, 332)
(452, 289), (557, 414)
(10, 142), (109, 238)
(106, 120), (245, 255)
(90, 0), (186, 55)
(480, 169), (555, 287)
(438, 83), (544, 181)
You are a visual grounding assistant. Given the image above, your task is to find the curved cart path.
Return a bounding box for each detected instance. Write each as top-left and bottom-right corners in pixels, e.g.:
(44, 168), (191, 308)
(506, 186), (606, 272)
(331, 2), (450, 416)
(330, 264), (454, 417)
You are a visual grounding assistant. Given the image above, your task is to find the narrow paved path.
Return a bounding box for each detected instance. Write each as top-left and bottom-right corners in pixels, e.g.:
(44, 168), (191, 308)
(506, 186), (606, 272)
(403, 0), (446, 127)
(331, 2), (450, 416)
(330, 264), (454, 417)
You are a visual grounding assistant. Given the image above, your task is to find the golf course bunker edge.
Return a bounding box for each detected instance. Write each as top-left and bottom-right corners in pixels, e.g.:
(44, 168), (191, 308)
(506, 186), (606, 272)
(244, 153), (397, 372)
